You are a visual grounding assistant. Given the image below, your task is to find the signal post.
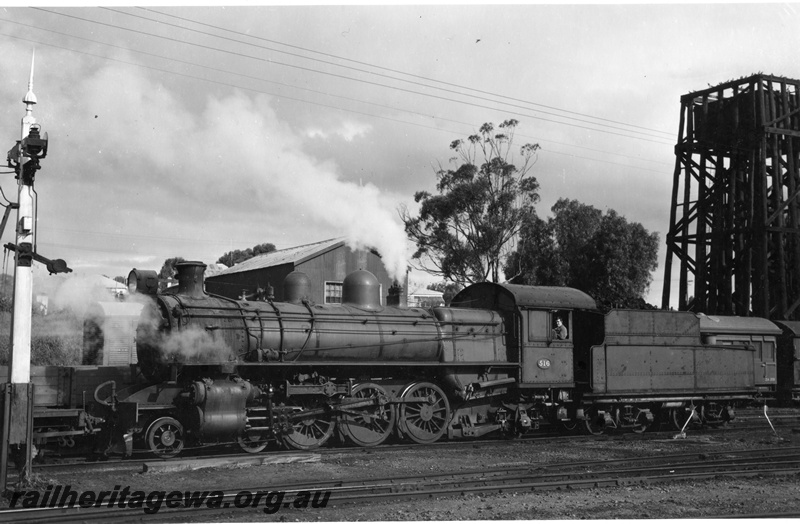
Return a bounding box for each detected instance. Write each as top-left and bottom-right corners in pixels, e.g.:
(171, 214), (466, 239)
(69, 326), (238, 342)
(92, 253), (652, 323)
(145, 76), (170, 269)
(0, 53), (48, 490)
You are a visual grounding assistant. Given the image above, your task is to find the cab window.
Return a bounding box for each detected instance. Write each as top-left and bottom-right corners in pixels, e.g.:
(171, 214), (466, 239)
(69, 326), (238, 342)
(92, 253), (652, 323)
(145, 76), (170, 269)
(527, 310), (549, 342)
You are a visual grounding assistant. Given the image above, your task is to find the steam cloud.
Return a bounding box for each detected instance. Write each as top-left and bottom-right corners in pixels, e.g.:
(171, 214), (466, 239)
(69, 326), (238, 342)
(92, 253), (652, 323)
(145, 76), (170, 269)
(1, 46), (410, 282)
(50, 275), (126, 317)
(131, 294), (233, 362)
(159, 325), (234, 362)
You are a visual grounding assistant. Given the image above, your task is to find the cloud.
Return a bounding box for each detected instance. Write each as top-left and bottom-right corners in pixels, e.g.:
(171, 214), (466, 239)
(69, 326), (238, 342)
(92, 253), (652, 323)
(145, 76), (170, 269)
(304, 119), (372, 142)
(337, 120), (372, 142)
(10, 48), (408, 281)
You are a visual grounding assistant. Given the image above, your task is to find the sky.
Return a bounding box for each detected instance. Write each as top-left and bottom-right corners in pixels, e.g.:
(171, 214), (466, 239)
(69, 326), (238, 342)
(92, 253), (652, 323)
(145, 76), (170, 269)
(1, 2), (799, 308)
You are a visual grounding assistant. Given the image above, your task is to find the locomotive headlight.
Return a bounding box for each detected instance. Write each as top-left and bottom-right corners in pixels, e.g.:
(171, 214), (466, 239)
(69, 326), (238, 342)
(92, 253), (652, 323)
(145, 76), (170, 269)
(128, 268), (159, 295)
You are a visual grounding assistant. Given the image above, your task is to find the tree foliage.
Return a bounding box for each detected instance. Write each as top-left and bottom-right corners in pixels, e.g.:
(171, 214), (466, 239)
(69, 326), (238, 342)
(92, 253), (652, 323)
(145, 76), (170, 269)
(159, 257), (186, 280)
(217, 243), (276, 267)
(505, 199), (660, 310)
(401, 120), (540, 283)
(503, 213), (566, 287)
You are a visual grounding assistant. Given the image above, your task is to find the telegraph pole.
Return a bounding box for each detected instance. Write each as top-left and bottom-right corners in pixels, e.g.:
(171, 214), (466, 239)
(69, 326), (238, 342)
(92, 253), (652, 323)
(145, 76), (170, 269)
(1, 51), (47, 489)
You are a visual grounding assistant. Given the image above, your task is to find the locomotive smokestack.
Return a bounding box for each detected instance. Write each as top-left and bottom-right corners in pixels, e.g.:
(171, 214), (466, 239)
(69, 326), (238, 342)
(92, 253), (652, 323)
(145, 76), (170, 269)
(174, 261), (207, 298)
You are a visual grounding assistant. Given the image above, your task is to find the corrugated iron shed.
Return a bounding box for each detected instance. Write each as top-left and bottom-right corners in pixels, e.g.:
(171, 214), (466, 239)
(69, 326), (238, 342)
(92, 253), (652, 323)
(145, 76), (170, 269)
(211, 238), (344, 276)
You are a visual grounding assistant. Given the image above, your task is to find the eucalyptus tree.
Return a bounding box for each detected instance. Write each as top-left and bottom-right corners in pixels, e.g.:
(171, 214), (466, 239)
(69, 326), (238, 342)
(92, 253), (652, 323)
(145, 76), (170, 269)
(402, 120), (540, 283)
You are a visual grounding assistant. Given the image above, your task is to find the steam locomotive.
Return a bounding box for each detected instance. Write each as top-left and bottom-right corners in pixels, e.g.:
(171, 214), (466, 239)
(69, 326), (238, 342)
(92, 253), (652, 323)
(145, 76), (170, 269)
(84, 261), (799, 458)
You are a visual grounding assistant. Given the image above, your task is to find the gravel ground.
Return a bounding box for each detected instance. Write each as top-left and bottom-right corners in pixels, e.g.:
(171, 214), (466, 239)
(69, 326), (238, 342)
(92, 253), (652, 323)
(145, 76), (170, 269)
(7, 422), (800, 521)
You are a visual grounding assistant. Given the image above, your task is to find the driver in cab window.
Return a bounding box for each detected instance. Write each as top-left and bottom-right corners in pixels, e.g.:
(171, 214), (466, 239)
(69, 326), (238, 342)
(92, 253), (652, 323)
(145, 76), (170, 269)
(552, 316), (568, 340)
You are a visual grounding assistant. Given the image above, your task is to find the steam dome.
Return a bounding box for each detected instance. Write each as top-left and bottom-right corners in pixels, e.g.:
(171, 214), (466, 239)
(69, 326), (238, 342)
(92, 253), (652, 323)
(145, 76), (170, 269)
(342, 269), (381, 310)
(284, 271), (312, 304)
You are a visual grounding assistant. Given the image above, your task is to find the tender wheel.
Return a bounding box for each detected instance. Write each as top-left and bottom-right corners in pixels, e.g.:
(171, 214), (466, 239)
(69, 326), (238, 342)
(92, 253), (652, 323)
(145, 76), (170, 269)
(282, 397), (335, 450)
(396, 382), (450, 444)
(719, 405), (734, 426)
(338, 383), (395, 447)
(560, 420), (579, 432)
(631, 410), (651, 434)
(669, 406), (698, 431)
(238, 431), (269, 454)
(583, 409), (606, 436)
(699, 404), (730, 427)
(146, 417), (185, 459)
(667, 408), (683, 430)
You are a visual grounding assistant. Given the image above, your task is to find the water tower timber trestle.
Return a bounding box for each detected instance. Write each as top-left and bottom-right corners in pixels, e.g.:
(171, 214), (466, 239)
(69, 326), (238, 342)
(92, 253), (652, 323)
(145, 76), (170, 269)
(662, 74), (800, 320)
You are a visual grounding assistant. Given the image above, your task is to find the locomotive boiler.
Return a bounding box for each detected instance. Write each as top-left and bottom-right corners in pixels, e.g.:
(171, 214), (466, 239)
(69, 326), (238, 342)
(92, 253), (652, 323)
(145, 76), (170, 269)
(91, 260), (794, 459)
(134, 263), (462, 376)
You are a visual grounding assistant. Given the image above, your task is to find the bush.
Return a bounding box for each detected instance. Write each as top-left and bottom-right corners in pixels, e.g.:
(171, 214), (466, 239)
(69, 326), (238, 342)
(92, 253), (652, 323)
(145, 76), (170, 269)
(0, 310), (83, 366)
(0, 294), (12, 313)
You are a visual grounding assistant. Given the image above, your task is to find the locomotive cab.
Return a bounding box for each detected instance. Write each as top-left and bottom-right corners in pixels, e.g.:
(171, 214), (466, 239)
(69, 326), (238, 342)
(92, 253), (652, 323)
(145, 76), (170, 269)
(451, 283), (601, 428)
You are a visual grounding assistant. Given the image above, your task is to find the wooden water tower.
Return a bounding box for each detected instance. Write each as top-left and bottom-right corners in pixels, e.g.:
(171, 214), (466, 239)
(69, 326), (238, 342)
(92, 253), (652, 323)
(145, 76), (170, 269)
(662, 74), (800, 320)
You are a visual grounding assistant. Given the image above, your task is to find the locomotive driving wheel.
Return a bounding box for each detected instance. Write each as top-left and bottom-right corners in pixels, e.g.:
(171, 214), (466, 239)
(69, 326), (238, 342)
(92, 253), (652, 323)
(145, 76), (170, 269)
(146, 417), (185, 459)
(338, 383), (395, 447)
(396, 382), (450, 444)
(282, 397), (335, 450)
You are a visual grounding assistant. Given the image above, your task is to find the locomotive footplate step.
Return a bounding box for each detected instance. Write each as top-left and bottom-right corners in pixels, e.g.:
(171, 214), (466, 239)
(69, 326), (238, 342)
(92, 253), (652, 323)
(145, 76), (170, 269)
(142, 453), (320, 473)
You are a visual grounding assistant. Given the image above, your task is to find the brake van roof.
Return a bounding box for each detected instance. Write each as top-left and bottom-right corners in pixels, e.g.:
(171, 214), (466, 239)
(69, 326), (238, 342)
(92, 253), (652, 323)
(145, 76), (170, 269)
(697, 314), (781, 335)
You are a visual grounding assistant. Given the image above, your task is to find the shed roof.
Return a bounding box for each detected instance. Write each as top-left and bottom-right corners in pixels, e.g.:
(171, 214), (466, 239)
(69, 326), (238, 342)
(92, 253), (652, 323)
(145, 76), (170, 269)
(208, 238), (345, 277)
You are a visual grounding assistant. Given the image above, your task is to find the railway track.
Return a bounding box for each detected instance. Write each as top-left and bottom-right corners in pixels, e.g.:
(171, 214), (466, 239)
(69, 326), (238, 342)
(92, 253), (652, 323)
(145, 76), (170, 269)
(3, 445), (799, 522)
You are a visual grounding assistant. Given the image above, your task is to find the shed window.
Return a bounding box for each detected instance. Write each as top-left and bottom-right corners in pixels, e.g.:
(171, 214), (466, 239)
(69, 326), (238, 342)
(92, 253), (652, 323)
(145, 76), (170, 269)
(324, 281), (343, 304)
